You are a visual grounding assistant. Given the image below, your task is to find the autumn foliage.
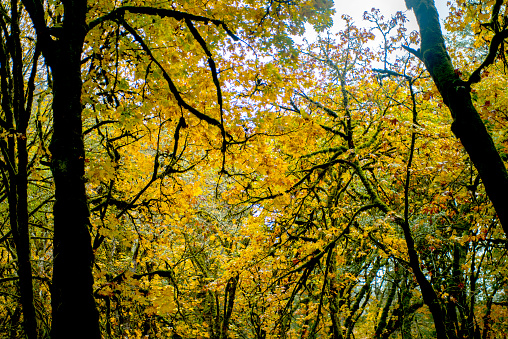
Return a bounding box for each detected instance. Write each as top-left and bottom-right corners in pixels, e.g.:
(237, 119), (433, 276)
(1, 0), (508, 338)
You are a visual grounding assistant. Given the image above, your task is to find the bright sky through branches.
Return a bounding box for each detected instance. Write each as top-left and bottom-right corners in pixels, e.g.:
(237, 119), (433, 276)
(304, 0), (450, 39)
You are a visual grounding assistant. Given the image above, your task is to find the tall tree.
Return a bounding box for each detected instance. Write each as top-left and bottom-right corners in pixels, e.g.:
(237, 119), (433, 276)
(19, 0), (101, 337)
(404, 0), (508, 234)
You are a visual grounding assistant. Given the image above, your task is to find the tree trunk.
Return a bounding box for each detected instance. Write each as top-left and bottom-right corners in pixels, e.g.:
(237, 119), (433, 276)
(220, 274), (239, 339)
(48, 13), (102, 339)
(375, 269), (399, 338)
(49, 54), (101, 339)
(20, 0), (101, 337)
(405, 0), (508, 234)
(399, 216), (454, 339)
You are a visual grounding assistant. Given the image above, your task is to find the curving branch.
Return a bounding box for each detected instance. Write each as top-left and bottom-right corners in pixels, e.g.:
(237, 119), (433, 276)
(468, 29), (508, 84)
(19, 0), (53, 45)
(87, 6), (239, 41)
(186, 19), (227, 151)
(117, 18), (225, 130)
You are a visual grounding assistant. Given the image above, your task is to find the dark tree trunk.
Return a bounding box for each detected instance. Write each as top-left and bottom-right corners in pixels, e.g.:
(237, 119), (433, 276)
(49, 51), (101, 339)
(405, 0), (508, 234)
(375, 269), (399, 338)
(20, 0), (101, 337)
(47, 5), (101, 339)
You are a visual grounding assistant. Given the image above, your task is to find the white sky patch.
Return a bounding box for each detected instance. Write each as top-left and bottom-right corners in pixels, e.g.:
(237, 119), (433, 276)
(301, 0), (450, 41)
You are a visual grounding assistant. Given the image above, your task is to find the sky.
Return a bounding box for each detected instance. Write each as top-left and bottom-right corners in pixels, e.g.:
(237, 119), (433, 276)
(331, 0), (450, 32)
(298, 0), (451, 50)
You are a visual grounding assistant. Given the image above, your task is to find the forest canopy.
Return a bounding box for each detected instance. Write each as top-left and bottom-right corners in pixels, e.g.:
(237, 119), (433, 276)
(1, 0), (508, 338)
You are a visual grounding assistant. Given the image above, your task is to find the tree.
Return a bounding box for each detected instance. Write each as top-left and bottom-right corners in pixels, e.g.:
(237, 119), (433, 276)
(404, 0), (508, 235)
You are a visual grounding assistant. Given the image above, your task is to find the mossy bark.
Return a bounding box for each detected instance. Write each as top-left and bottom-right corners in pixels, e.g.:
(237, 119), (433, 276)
(406, 0), (508, 235)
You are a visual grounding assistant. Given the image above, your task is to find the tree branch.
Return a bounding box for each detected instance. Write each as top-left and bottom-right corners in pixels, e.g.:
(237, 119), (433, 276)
(87, 6), (239, 41)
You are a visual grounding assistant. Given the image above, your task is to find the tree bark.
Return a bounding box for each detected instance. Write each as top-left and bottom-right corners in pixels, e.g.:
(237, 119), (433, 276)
(405, 0), (508, 234)
(374, 269), (398, 338)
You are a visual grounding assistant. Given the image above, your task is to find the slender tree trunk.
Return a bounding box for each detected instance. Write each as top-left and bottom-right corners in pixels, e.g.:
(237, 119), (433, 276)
(375, 269), (399, 338)
(405, 0), (508, 233)
(344, 257), (381, 338)
(398, 216), (454, 339)
(328, 249), (343, 339)
(220, 274), (239, 339)
(13, 122), (36, 339)
(354, 158), (452, 338)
